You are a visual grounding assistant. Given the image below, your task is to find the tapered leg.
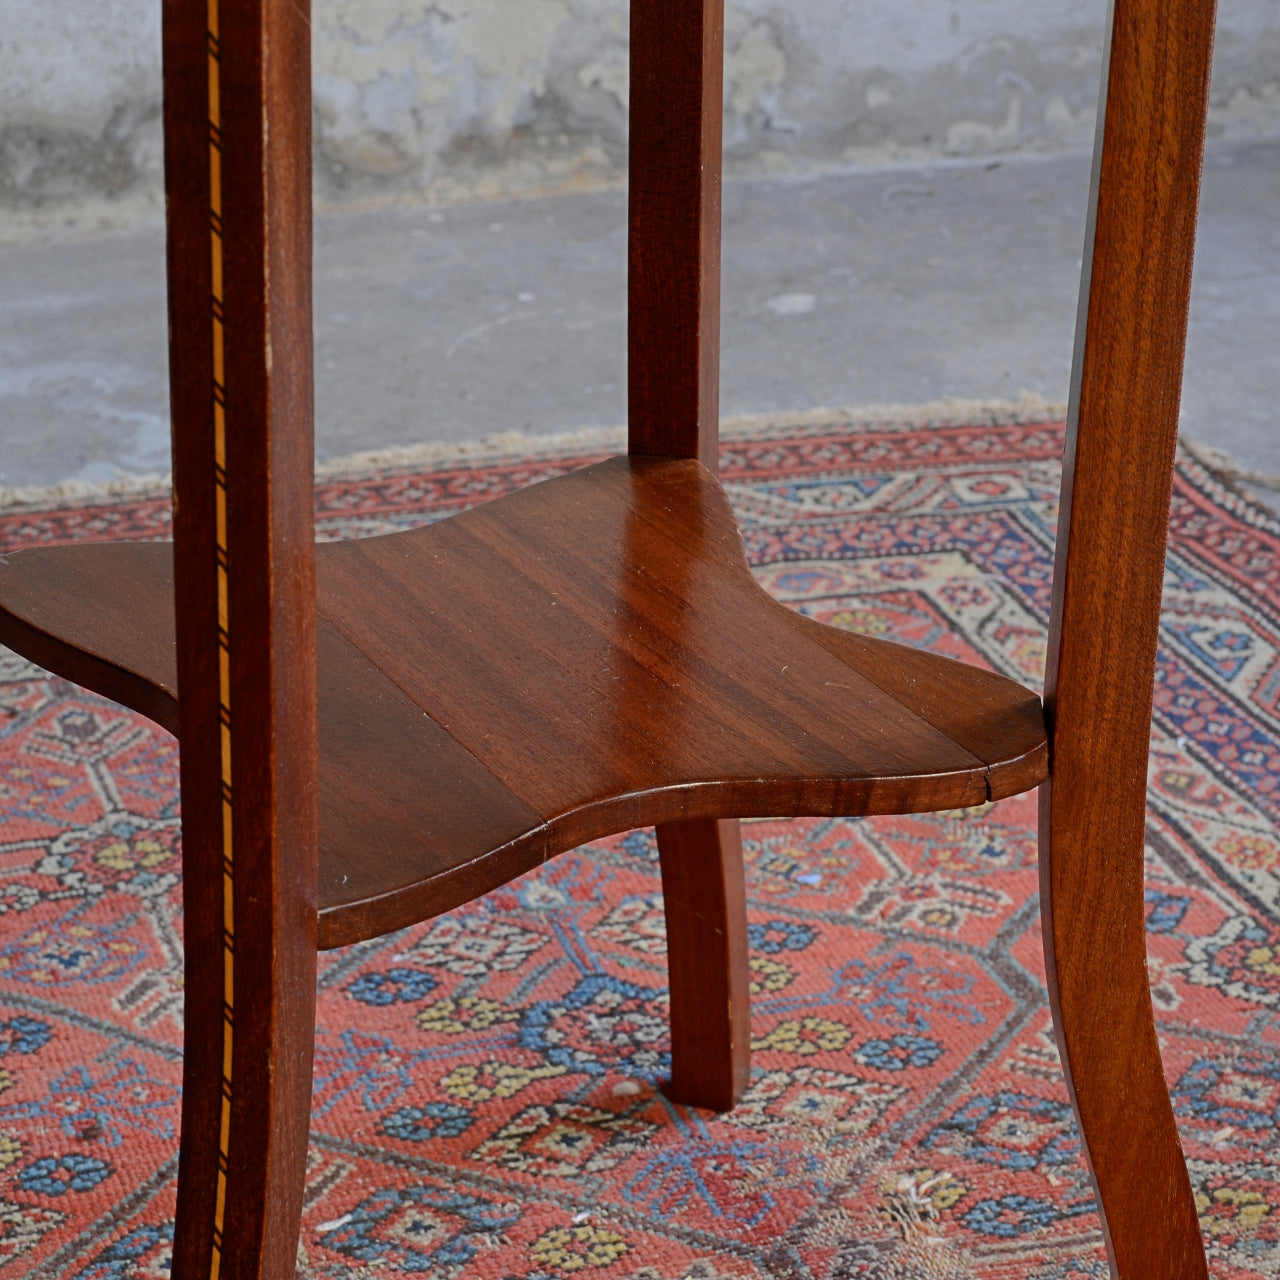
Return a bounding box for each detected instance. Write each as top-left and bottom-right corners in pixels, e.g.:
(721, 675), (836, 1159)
(657, 818), (751, 1111)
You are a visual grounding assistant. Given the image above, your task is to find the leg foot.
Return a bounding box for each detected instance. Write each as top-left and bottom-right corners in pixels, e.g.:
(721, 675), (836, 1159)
(656, 817), (751, 1111)
(1039, 783), (1206, 1278)
(170, 829), (317, 1279)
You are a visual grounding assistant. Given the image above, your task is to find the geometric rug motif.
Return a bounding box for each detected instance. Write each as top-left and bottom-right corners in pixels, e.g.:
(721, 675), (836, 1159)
(0, 411), (1278, 1277)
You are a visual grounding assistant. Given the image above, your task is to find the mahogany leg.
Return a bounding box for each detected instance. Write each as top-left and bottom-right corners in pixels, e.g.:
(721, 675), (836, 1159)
(656, 817), (751, 1111)
(1039, 783), (1206, 1278)
(1035, 0), (1216, 1269)
(630, 0), (739, 1113)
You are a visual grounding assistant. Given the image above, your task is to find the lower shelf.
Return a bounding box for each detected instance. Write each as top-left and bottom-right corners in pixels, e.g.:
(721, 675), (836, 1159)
(0, 454), (1046, 946)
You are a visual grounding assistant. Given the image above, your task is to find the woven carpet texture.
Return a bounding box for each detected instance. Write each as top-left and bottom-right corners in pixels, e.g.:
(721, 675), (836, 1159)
(0, 410), (1278, 1278)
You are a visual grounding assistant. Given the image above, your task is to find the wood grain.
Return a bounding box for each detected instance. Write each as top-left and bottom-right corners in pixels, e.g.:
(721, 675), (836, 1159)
(0, 455), (1048, 952)
(1041, 0), (1216, 1273)
(162, 0), (319, 1275)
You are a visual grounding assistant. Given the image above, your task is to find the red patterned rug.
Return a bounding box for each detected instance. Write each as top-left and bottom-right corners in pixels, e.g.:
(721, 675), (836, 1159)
(1, 408), (1278, 1279)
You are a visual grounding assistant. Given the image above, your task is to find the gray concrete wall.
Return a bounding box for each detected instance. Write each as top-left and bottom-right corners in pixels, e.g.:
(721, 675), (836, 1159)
(2, 0), (1278, 215)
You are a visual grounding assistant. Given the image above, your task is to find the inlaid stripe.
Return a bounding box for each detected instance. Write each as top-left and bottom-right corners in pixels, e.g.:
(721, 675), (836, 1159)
(206, 0), (234, 1274)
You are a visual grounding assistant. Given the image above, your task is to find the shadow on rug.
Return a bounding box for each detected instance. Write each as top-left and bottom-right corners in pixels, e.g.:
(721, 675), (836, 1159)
(0, 410), (1278, 1278)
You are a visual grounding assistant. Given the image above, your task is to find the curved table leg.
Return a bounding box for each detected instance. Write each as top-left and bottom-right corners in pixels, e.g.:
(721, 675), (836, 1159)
(1037, 0), (1218, 1269)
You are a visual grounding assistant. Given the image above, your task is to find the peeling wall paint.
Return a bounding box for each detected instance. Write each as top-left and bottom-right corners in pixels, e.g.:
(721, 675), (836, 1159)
(1, 0), (1277, 214)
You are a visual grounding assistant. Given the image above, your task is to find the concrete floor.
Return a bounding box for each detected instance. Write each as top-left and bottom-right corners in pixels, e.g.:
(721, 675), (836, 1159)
(1, 139), (1277, 492)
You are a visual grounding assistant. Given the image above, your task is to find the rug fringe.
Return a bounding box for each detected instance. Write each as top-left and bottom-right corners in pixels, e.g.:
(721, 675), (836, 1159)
(1180, 438), (1280, 494)
(0, 472), (175, 511)
(312, 393), (1069, 478)
(0, 395), (1070, 512)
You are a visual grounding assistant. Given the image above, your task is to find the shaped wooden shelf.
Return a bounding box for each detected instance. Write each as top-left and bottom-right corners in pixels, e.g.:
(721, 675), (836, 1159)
(0, 454), (1046, 948)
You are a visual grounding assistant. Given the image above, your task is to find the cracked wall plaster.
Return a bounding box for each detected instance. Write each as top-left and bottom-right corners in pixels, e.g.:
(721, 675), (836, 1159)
(1, 0), (1277, 217)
